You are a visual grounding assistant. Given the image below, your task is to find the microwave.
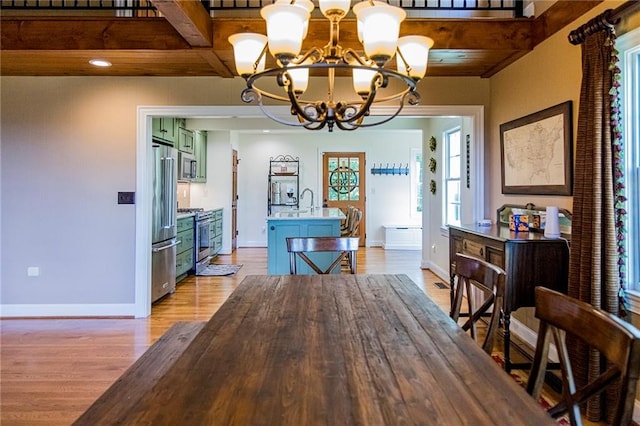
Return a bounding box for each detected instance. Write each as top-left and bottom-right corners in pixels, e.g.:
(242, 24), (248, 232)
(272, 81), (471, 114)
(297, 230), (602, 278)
(178, 152), (197, 181)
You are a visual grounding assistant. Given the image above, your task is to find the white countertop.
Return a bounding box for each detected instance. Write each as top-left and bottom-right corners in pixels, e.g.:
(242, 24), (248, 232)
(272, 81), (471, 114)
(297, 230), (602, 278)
(267, 207), (346, 220)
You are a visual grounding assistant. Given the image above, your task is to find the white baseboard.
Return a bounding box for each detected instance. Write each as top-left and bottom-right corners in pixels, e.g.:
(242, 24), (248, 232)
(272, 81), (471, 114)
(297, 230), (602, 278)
(0, 303), (137, 318)
(239, 241), (267, 247)
(421, 261), (449, 284)
(383, 244), (422, 250)
(509, 317), (558, 362)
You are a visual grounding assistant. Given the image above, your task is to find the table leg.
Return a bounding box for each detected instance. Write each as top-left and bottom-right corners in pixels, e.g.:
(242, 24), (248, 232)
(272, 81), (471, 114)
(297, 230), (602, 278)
(449, 268), (455, 315)
(503, 311), (512, 373)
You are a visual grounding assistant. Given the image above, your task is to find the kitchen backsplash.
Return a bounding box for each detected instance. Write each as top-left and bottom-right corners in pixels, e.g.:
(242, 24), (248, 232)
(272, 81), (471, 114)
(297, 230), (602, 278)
(177, 182), (190, 209)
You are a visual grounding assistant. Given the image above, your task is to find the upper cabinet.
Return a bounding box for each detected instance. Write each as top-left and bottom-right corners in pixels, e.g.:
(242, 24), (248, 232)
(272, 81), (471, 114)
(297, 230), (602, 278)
(151, 117), (178, 146)
(193, 130), (207, 183)
(178, 127), (194, 154)
(152, 118), (206, 182)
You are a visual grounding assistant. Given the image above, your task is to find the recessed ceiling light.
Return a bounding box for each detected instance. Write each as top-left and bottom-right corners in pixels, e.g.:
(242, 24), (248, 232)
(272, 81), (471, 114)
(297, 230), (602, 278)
(89, 59), (112, 67)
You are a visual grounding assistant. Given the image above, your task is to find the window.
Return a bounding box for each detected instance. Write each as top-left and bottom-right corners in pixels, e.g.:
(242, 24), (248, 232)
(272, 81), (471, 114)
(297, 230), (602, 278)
(619, 28), (640, 304)
(443, 127), (461, 226)
(410, 148), (423, 217)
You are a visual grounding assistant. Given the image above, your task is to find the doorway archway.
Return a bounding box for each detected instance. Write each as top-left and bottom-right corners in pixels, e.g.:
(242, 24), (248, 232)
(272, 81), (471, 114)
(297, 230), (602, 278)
(134, 105), (484, 317)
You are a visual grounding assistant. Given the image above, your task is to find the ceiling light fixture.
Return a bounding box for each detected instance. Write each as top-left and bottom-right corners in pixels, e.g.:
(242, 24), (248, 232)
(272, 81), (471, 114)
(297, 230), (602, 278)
(228, 0), (433, 132)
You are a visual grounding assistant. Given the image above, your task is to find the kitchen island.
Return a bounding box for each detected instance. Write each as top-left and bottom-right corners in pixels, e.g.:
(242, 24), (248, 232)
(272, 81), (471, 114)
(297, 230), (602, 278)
(267, 208), (346, 274)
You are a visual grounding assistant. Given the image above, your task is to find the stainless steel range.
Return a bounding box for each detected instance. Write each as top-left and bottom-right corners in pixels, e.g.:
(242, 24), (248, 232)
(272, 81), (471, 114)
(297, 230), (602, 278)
(178, 208), (213, 274)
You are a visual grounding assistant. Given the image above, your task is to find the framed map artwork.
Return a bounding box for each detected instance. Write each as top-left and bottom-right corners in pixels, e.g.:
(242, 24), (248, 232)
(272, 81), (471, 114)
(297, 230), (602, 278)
(499, 101), (573, 195)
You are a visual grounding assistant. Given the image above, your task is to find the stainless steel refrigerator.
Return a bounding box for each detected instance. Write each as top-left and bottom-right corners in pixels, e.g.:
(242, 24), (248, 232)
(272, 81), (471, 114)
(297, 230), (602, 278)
(151, 143), (178, 303)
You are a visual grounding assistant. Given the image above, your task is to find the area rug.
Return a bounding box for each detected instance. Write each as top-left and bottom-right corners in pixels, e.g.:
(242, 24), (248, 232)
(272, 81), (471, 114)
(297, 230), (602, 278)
(491, 353), (569, 425)
(196, 264), (243, 276)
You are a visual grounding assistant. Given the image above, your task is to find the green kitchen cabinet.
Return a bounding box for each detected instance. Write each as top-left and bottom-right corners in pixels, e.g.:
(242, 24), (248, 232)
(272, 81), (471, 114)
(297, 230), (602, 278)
(193, 130), (207, 183)
(176, 215), (195, 282)
(152, 117), (177, 146)
(177, 127), (194, 154)
(209, 208), (223, 258)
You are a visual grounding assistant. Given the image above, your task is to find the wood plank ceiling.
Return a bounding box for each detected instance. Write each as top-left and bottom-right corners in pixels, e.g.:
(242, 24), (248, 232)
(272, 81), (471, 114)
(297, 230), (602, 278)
(0, 1), (603, 78)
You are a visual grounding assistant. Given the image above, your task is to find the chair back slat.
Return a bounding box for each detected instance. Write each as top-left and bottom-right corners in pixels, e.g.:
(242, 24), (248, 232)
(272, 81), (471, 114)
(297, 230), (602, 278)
(450, 253), (506, 355)
(341, 206), (362, 238)
(286, 237), (360, 274)
(527, 287), (640, 426)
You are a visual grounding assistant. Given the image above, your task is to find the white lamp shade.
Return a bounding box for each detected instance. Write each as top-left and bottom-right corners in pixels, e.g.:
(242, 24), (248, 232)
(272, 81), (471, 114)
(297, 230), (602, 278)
(261, 4), (310, 60)
(352, 67), (377, 96)
(318, 0), (351, 18)
(352, 1), (386, 43)
(354, 3), (406, 63)
(397, 35), (434, 80)
(276, 0), (314, 38)
(228, 33), (268, 77)
(287, 63), (310, 95)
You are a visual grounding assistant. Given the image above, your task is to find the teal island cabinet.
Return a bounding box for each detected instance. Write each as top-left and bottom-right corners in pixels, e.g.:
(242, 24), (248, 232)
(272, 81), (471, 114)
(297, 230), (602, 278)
(267, 208), (346, 274)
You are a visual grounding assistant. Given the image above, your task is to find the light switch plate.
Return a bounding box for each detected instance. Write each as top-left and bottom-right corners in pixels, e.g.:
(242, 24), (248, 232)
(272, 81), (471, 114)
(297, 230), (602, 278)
(118, 192), (135, 204)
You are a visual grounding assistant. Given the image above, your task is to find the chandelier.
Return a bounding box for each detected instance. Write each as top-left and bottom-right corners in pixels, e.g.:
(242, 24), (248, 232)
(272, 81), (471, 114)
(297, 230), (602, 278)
(228, 0), (434, 132)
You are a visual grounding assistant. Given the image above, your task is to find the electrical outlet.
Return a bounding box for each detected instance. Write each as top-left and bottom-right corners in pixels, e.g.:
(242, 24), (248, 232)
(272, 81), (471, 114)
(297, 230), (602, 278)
(118, 192), (135, 204)
(27, 266), (40, 277)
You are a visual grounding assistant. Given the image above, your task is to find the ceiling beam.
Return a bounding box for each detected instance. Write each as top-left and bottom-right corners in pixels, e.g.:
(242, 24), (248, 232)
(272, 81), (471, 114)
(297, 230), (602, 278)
(195, 48), (234, 78)
(3, 17), (537, 66)
(148, 0), (233, 77)
(0, 2), (600, 78)
(149, 0), (212, 47)
(211, 18), (535, 52)
(532, 0), (604, 45)
(1, 18), (192, 50)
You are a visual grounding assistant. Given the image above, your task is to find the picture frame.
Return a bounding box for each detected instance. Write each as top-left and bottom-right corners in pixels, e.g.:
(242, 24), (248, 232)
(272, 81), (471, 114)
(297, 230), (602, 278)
(500, 101), (573, 195)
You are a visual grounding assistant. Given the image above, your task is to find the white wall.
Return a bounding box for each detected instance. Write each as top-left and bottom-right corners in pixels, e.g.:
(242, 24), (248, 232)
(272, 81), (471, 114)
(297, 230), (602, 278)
(231, 130), (423, 247)
(1, 76), (490, 316)
(422, 117), (470, 279)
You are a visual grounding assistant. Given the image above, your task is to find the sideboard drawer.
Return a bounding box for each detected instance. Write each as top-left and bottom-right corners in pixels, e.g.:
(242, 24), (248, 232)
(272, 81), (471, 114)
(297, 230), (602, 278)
(486, 246), (505, 268)
(462, 239), (485, 258)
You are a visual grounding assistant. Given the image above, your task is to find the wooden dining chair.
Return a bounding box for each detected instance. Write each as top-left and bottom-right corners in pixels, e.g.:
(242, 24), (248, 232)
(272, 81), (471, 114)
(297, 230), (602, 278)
(341, 206), (359, 236)
(286, 236), (360, 274)
(450, 253), (506, 355)
(526, 287), (640, 426)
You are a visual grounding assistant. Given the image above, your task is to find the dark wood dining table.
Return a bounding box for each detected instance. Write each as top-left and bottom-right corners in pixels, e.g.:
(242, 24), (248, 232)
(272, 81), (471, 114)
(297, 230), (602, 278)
(76, 274), (554, 425)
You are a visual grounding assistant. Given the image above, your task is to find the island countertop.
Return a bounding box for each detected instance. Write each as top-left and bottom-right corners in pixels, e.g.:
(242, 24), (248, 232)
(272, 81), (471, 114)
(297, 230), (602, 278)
(267, 207), (346, 221)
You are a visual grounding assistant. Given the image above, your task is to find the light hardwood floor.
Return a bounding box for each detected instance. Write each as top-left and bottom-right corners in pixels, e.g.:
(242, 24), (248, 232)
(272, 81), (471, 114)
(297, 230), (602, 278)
(1, 247), (450, 425)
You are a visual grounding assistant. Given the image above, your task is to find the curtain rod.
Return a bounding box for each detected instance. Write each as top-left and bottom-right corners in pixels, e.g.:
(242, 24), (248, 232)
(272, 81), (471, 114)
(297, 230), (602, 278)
(568, 1), (640, 45)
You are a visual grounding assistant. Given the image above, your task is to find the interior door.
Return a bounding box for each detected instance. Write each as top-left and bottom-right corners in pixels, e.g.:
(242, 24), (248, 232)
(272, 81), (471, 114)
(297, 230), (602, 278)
(322, 152), (366, 246)
(232, 149), (238, 251)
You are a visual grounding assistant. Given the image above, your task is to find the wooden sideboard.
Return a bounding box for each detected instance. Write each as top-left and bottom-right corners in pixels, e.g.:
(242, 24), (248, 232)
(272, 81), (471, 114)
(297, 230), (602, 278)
(449, 224), (570, 372)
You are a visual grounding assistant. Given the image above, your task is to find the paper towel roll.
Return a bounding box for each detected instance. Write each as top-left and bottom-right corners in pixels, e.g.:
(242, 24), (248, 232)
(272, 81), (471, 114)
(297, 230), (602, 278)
(544, 206), (561, 239)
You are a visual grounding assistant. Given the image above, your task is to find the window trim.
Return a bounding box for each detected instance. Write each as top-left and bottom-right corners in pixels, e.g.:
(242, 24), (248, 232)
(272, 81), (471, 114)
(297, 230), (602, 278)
(443, 126), (462, 227)
(619, 27), (640, 314)
(410, 147), (423, 218)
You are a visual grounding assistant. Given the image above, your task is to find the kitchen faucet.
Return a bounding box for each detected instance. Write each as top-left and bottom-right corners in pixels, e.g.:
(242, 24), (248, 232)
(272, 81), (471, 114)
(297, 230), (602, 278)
(300, 188), (314, 211)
